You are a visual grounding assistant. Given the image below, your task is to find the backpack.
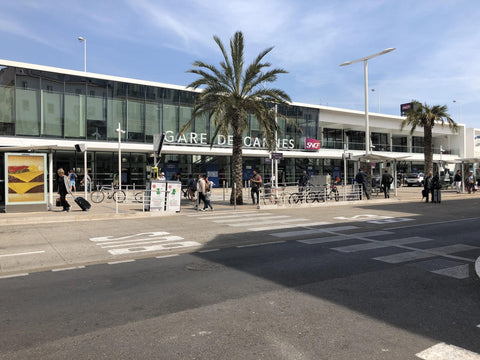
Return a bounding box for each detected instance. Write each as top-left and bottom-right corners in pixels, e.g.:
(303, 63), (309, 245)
(188, 178), (197, 192)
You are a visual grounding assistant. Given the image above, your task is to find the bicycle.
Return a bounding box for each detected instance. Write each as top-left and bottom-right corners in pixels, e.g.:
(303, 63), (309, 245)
(311, 183), (340, 202)
(288, 185), (312, 204)
(262, 186), (287, 205)
(90, 185), (126, 203)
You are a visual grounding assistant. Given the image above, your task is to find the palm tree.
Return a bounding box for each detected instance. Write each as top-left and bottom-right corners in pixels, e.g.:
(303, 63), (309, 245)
(183, 31), (291, 205)
(401, 101), (457, 175)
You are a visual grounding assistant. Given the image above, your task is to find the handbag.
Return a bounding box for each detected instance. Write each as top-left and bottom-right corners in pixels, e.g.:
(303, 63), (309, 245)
(55, 197), (62, 207)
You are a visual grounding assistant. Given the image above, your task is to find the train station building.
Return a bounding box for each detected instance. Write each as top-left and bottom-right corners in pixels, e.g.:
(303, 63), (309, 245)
(0, 59), (467, 209)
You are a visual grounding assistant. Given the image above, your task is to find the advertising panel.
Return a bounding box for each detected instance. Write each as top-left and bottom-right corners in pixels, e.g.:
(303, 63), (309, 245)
(149, 180), (167, 211)
(5, 153), (46, 205)
(206, 164), (219, 188)
(166, 181), (181, 212)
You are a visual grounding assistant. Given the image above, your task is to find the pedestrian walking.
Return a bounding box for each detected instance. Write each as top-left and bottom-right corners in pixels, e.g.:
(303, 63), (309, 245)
(80, 173), (91, 192)
(68, 169), (77, 192)
(203, 176), (215, 211)
(57, 168), (72, 212)
(187, 174), (196, 201)
(381, 170), (393, 198)
(466, 171), (476, 194)
(250, 169), (262, 205)
(454, 170), (462, 193)
(355, 168), (370, 200)
(196, 174), (207, 211)
(298, 170), (309, 192)
(423, 171), (433, 202)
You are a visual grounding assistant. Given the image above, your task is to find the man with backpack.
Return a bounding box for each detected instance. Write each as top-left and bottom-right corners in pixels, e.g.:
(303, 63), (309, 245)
(187, 174), (196, 201)
(381, 170), (394, 199)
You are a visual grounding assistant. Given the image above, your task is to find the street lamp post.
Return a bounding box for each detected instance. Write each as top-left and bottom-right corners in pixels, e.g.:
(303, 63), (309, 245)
(116, 123), (126, 190)
(453, 100), (462, 123)
(78, 36), (86, 72)
(340, 48), (395, 154)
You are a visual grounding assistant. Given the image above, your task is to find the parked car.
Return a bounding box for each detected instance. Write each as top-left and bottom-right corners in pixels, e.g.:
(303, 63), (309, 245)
(405, 172), (424, 187)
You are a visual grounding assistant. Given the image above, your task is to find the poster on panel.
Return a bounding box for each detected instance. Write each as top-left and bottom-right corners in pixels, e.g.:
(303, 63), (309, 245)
(166, 181), (181, 212)
(5, 153), (46, 205)
(149, 180), (167, 211)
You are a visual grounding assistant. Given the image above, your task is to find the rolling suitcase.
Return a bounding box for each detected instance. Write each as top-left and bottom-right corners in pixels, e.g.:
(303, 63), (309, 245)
(74, 196), (91, 211)
(432, 189), (441, 203)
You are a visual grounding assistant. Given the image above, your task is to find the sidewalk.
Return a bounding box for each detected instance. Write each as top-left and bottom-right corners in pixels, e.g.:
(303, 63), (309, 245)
(0, 186), (471, 226)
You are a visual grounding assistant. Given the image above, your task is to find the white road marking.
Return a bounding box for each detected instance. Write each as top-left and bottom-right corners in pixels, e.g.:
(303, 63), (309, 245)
(374, 244), (478, 264)
(108, 241), (201, 255)
(271, 225), (355, 238)
(52, 266), (85, 272)
(188, 210), (260, 217)
(248, 222), (332, 232)
(332, 235), (428, 253)
(90, 232), (170, 242)
(0, 273), (29, 279)
(431, 264), (470, 279)
(0, 250), (45, 258)
(212, 215), (292, 224)
(108, 259), (136, 265)
(198, 249), (220, 253)
(229, 218), (311, 227)
(416, 342), (480, 359)
(237, 241), (286, 248)
(98, 236), (184, 248)
(90, 232), (200, 256)
(298, 235), (352, 244)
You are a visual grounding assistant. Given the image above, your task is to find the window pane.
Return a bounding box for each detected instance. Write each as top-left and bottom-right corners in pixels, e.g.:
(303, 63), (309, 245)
(42, 90), (63, 137)
(65, 94), (85, 138)
(15, 88), (39, 136)
(127, 99), (144, 141)
(0, 85), (14, 135)
(107, 98), (125, 141)
(145, 101), (161, 142)
(163, 104), (178, 134)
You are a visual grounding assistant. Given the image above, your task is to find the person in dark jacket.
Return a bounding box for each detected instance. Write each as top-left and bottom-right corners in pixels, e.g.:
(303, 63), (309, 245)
(355, 168), (370, 200)
(57, 168), (72, 212)
(454, 170), (462, 193)
(381, 170), (394, 198)
(423, 171), (433, 203)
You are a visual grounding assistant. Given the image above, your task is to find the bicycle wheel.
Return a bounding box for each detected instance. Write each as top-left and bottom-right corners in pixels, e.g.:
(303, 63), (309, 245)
(288, 193), (297, 204)
(134, 191), (144, 203)
(306, 191), (317, 203)
(334, 190), (340, 201)
(113, 190), (126, 203)
(90, 190), (104, 203)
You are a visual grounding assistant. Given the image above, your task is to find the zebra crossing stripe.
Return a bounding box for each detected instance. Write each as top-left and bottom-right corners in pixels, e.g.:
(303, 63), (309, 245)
(229, 218), (311, 227)
(299, 235), (352, 245)
(416, 342), (480, 359)
(188, 210), (260, 217)
(374, 244), (478, 264)
(374, 251), (437, 264)
(271, 225), (357, 238)
(248, 222), (333, 232)
(431, 264), (470, 279)
(212, 215), (291, 224)
(332, 235), (426, 253)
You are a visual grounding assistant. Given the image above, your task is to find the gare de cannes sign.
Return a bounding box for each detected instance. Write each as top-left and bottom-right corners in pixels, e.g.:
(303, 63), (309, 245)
(164, 131), (295, 149)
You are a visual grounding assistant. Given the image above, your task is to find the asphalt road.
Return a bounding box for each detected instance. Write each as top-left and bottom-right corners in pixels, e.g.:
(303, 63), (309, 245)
(1, 198), (480, 359)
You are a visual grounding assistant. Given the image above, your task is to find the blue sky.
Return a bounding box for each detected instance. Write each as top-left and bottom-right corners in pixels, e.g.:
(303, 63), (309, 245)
(0, 0), (478, 127)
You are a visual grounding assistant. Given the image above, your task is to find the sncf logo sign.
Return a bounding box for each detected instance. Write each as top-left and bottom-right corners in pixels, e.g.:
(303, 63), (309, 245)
(305, 138), (321, 150)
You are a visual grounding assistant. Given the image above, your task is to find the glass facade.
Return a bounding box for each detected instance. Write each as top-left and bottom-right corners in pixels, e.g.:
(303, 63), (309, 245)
(0, 63), (461, 187)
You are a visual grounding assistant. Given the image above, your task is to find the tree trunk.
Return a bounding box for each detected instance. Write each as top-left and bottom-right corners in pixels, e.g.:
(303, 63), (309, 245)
(424, 125), (433, 174)
(230, 123), (244, 205)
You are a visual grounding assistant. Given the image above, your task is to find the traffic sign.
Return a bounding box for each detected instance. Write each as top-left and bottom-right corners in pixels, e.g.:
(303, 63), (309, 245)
(270, 152), (283, 160)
